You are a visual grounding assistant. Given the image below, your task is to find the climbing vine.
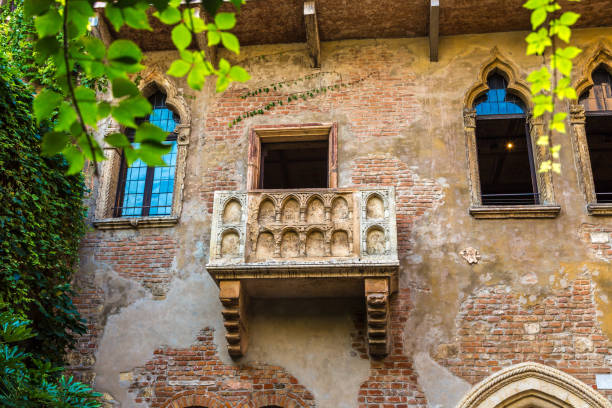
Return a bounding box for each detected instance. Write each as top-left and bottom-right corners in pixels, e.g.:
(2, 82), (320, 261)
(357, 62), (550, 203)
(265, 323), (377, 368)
(229, 72), (375, 127)
(524, 0), (582, 173)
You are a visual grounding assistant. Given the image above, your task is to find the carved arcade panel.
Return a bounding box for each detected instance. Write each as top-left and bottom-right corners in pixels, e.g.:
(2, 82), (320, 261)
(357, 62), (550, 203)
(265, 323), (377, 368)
(208, 188), (398, 267)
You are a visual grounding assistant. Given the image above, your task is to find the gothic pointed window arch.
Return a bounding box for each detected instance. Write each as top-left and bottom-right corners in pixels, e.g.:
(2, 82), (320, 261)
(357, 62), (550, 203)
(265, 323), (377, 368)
(463, 54), (559, 218)
(93, 70), (192, 229)
(114, 91), (179, 217)
(578, 65), (612, 204)
(473, 72), (539, 206)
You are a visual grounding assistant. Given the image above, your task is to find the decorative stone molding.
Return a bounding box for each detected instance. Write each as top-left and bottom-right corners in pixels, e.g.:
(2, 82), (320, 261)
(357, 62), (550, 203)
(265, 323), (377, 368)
(456, 362), (612, 408)
(247, 123), (338, 190)
(365, 278), (390, 357)
(161, 391), (228, 408)
(206, 188), (399, 358)
(219, 280), (248, 358)
(236, 391), (309, 408)
(463, 49), (559, 217)
(570, 43), (612, 215)
(93, 68), (191, 228)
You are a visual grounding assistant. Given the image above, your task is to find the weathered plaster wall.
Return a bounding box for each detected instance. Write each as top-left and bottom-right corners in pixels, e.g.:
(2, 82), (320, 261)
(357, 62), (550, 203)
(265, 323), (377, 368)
(74, 28), (612, 408)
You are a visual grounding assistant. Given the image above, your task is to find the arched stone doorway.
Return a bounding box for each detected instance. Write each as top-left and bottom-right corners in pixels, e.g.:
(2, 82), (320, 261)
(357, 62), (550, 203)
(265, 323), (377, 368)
(456, 362), (612, 408)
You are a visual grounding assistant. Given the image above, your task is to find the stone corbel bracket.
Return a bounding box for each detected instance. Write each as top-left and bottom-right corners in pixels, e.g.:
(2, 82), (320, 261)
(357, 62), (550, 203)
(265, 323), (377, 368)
(208, 191), (248, 263)
(365, 278), (391, 357)
(219, 281), (248, 358)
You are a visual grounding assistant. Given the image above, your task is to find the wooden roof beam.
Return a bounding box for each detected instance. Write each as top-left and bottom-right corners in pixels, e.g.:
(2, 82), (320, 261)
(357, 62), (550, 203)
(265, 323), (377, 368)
(429, 0), (440, 62)
(304, 1), (321, 68)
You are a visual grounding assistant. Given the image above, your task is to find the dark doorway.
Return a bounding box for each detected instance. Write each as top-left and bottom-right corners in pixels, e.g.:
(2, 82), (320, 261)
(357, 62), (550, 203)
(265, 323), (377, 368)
(259, 140), (328, 189)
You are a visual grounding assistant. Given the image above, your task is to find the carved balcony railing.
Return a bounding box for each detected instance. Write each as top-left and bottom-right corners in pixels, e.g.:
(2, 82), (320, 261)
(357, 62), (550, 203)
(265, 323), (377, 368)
(206, 188), (398, 358)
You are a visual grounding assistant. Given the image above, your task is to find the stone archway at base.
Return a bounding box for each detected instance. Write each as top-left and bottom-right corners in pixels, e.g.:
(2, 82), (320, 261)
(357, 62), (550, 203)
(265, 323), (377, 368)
(456, 362), (612, 408)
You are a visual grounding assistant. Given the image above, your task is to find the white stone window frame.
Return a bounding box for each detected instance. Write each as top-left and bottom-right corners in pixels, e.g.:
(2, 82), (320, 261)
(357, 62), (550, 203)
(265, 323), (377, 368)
(570, 43), (612, 216)
(93, 69), (191, 229)
(463, 50), (560, 219)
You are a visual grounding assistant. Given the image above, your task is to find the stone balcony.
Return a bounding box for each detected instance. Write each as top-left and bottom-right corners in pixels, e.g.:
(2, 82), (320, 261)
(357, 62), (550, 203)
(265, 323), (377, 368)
(206, 188), (399, 358)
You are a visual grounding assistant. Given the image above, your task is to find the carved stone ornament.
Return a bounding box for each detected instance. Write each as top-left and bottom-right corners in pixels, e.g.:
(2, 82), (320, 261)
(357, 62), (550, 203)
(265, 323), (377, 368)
(456, 362), (612, 408)
(460, 247), (481, 265)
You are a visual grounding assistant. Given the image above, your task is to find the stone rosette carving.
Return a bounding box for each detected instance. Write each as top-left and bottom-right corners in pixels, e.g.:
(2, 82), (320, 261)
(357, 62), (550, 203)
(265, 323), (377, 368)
(460, 247), (481, 265)
(456, 362), (612, 408)
(209, 192), (247, 263)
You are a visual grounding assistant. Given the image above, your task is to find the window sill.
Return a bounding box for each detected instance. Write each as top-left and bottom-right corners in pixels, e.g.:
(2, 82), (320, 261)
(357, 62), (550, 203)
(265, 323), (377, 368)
(469, 205), (561, 219)
(587, 203), (612, 216)
(93, 216), (179, 230)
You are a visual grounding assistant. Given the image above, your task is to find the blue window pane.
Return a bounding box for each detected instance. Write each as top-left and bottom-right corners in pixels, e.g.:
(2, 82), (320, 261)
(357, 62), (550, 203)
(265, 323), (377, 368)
(475, 74), (525, 116)
(118, 92), (179, 217)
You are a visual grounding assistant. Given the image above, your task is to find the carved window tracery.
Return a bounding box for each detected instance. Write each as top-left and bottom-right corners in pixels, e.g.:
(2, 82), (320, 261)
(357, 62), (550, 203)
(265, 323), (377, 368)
(571, 50), (612, 215)
(463, 51), (560, 218)
(93, 70), (191, 229)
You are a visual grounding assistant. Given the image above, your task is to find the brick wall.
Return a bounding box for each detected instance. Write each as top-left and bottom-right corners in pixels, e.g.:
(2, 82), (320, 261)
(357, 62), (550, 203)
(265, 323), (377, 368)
(351, 155), (443, 253)
(580, 223), (612, 261)
(200, 163), (241, 214)
(435, 279), (612, 399)
(357, 289), (428, 408)
(81, 231), (177, 295)
(128, 328), (314, 408)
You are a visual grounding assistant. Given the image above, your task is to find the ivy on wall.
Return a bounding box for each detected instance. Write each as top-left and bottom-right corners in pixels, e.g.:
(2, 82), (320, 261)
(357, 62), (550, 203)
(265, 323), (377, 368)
(0, 59), (87, 365)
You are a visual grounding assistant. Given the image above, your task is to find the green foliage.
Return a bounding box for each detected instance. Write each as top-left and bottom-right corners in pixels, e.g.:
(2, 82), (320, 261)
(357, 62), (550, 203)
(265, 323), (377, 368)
(0, 308), (101, 407)
(524, 0), (582, 173)
(17, 0), (250, 175)
(0, 60), (87, 365)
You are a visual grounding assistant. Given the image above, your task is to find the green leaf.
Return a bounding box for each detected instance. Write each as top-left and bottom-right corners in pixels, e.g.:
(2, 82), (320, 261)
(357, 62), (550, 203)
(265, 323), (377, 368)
(62, 145), (85, 175)
(221, 32), (239, 53)
(82, 37), (106, 60)
(208, 30), (221, 46)
(41, 132), (70, 156)
(183, 8), (206, 33)
(551, 23), (571, 43)
(24, 0), (53, 17)
(229, 0), (244, 10)
(135, 122), (168, 143)
(105, 133), (131, 148)
(55, 102), (78, 131)
(557, 46), (582, 59)
(107, 40), (143, 66)
(155, 6), (181, 25)
(105, 5), (124, 31)
(523, 0), (549, 10)
(533, 94), (553, 117)
(74, 86), (98, 126)
(112, 77), (139, 98)
(531, 7), (547, 30)
(559, 11), (580, 26)
(111, 96), (152, 127)
(526, 66), (551, 93)
(35, 9), (62, 37)
(525, 28), (551, 55)
(201, 0), (223, 15)
(34, 89), (63, 123)
(35, 37), (60, 62)
(215, 12), (236, 30)
(187, 62), (206, 90)
(218, 58), (230, 73)
(97, 101), (112, 119)
(172, 24), (192, 50)
(123, 6), (152, 30)
(229, 66), (250, 82)
(551, 55), (572, 76)
(167, 59), (192, 77)
(137, 141), (172, 166)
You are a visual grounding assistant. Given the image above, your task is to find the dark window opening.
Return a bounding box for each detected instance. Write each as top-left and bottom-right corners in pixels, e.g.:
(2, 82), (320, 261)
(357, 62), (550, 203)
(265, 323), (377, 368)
(585, 115), (612, 203)
(580, 65), (612, 112)
(114, 92), (179, 217)
(475, 73), (538, 205)
(259, 140), (328, 189)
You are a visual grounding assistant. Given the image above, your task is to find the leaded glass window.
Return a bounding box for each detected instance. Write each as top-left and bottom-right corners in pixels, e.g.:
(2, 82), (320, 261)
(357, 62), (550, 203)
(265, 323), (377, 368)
(114, 92), (179, 217)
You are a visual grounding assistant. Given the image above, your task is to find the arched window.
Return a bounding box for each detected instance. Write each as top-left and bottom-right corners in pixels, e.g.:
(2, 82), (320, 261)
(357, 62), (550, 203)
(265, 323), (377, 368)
(578, 65), (612, 203)
(114, 91), (180, 217)
(474, 72), (539, 205)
